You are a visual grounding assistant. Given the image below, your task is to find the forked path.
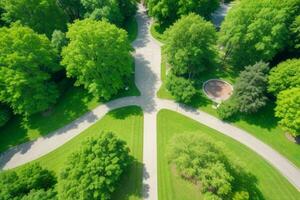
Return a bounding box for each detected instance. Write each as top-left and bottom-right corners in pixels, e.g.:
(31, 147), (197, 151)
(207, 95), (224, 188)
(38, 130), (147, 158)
(0, 4), (300, 199)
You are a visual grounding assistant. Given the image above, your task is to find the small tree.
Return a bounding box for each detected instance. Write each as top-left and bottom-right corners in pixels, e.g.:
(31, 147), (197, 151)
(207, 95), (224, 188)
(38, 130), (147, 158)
(165, 13), (218, 77)
(166, 73), (196, 103)
(61, 19), (132, 100)
(217, 98), (238, 120)
(58, 132), (131, 200)
(275, 88), (300, 136)
(0, 24), (59, 116)
(234, 62), (269, 114)
(268, 59), (300, 95)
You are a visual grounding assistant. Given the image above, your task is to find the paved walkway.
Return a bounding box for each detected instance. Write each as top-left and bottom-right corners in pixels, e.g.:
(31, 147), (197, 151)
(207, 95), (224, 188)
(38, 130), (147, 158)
(0, 4), (300, 200)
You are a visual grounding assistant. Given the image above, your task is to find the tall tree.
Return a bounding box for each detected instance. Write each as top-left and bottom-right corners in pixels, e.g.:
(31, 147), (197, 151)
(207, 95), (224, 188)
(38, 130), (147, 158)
(165, 13), (218, 77)
(268, 59), (300, 95)
(58, 132), (131, 200)
(233, 62), (269, 114)
(61, 19), (132, 100)
(275, 88), (300, 137)
(0, 24), (59, 116)
(147, 0), (219, 26)
(219, 0), (300, 67)
(0, 0), (67, 37)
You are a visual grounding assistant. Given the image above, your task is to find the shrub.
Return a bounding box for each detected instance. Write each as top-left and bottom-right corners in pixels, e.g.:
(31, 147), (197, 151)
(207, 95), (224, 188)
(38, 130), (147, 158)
(217, 98), (238, 120)
(58, 132), (131, 200)
(166, 73), (196, 103)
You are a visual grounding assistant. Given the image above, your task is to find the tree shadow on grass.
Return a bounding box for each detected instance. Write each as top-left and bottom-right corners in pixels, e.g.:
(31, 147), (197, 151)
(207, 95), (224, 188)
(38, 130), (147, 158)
(108, 106), (142, 120)
(112, 158), (144, 200)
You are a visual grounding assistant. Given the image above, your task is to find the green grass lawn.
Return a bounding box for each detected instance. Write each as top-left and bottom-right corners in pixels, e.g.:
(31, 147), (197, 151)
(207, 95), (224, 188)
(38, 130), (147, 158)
(157, 109), (300, 200)
(14, 106), (143, 200)
(157, 47), (300, 168)
(150, 22), (166, 43)
(0, 71), (140, 153)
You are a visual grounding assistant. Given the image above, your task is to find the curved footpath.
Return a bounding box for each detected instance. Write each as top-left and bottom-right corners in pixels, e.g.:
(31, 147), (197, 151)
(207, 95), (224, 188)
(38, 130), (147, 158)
(0, 4), (300, 199)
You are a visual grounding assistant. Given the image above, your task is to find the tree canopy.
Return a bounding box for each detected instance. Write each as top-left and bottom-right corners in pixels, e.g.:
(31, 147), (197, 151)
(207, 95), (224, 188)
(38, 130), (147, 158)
(61, 19), (132, 100)
(219, 0), (300, 67)
(268, 59), (300, 95)
(275, 88), (300, 136)
(58, 132), (131, 200)
(146, 0), (219, 26)
(0, 104), (11, 127)
(233, 62), (269, 114)
(0, 24), (59, 116)
(0, 164), (56, 200)
(165, 13), (218, 77)
(0, 0), (67, 37)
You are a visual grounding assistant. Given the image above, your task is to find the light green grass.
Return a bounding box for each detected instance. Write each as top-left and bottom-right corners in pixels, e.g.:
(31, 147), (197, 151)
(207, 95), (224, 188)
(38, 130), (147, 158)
(157, 109), (300, 200)
(15, 106), (143, 200)
(0, 63), (140, 153)
(157, 48), (300, 168)
(150, 22), (166, 43)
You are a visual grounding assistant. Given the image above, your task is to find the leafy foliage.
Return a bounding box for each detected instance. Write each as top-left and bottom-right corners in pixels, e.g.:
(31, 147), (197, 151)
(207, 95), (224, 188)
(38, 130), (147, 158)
(0, 104), (11, 127)
(217, 98), (238, 120)
(165, 13), (218, 77)
(219, 0), (300, 67)
(268, 59), (300, 95)
(21, 189), (57, 200)
(61, 19), (132, 100)
(0, 0), (67, 36)
(51, 30), (68, 53)
(58, 132), (131, 200)
(167, 134), (250, 199)
(290, 15), (300, 52)
(166, 73), (196, 103)
(56, 0), (85, 21)
(0, 164), (56, 200)
(233, 62), (269, 114)
(146, 0), (219, 25)
(275, 88), (300, 136)
(0, 24), (59, 116)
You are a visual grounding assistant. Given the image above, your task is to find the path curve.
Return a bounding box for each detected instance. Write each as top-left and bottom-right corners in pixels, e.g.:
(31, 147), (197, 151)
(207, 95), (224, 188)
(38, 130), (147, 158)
(0, 5), (300, 200)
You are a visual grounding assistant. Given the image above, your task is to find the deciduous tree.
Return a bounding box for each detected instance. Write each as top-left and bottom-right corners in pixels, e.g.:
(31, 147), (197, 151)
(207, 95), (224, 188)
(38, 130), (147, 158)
(58, 132), (131, 200)
(275, 88), (300, 136)
(62, 19), (132, 100)
(0, 24), (59, 116)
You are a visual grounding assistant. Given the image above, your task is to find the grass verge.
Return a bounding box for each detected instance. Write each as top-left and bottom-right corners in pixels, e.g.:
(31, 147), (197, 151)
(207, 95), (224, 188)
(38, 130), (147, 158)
(14, 106), (144, 200)
(157, 109), (300, 200)
(150, 22), (166, 43)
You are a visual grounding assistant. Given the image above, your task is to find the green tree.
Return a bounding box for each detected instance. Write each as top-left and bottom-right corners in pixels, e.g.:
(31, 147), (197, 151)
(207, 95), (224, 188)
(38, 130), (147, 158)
(147, 0), (219, 26)
(165, 14), (218, 77)
(0, 0), (67, 37)
(217, 98), (238, 120)
(21, 189), (57, 200)
(51, 30), (68, 53)
(0, 104), (11, 127)
(58, 132), (131, 200)
(61, 19), (132, 100)
(56, 0), (85, 21)
(219, 0), (300, 67)
(166, 73), (196, 103)
(0, 164), (56, 200)
(234, 62), (269, 114)
(275, 88), (300, 136)
(0, 24), (59, 116)
(268, 59), (300, 95)
(290, 15), (300, 52)
(199, 162), (233, 197)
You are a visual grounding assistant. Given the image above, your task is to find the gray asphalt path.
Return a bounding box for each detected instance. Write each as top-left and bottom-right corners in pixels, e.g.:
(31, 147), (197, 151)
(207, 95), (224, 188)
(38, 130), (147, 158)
(0, 4), (300, 200)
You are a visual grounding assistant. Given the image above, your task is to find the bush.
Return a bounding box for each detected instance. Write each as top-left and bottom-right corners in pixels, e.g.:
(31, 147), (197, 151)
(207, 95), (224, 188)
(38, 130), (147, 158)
(0, 164), (56, 200)
(166, 73), (196, 103)
(21, 189), (57, 200)
(0, 104), (11, 127)
(58, 132), (131, 200)
(217, 98), (238, 120)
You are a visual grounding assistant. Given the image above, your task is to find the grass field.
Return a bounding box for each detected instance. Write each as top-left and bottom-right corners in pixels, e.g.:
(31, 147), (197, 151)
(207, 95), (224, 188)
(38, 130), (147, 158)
(157, 109), (300, 200)
(156, 47), (300, 168)
(14, 106), (144, 200)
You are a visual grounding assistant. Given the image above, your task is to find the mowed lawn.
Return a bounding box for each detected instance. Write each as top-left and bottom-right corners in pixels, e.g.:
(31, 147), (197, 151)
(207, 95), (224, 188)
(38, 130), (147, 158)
(13, 106), (143, 200)
(157, 109), (300, 200)
(157, 46), (300, 168)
